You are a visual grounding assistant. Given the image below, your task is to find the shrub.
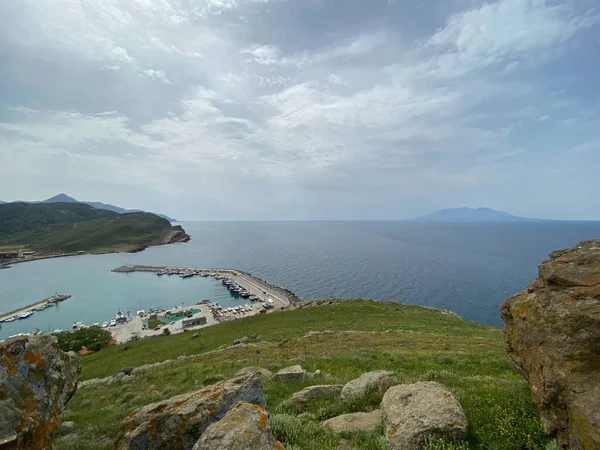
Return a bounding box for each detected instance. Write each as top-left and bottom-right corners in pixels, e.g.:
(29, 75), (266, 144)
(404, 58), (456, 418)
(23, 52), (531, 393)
(52, 327), (111, 352)
(162, 328), (171, 336)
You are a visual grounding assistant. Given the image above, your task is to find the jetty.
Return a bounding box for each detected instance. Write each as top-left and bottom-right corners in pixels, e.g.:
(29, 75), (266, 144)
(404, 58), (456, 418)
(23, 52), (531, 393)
(112, 265), (301, 308)
(0, 294), (71, 323)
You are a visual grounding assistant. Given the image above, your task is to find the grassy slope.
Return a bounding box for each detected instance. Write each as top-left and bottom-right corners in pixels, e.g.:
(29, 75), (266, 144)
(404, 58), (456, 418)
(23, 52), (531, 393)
(55, 300), (553, 450)
(0, 202), (186, 253)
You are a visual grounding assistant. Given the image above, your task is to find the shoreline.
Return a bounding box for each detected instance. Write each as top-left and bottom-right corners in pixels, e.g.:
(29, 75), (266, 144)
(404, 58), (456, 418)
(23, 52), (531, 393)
(0, 233), (191, 269)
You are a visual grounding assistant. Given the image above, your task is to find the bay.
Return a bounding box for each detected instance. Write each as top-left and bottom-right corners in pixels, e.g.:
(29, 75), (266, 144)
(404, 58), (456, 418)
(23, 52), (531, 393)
(2, 220), (600, 339)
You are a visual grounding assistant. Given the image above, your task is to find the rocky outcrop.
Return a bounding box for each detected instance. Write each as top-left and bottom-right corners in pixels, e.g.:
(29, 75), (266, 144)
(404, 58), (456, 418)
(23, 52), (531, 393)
(274, 365), (305, 381)
(322, 410), (382, 433)
(192, 401), (284, 450)
(116, 375), (265, 450)
(501, 240), (600, 450)
(290, 385), (343, 404)
(380, 381), (467, 450)
(0, 335), (80, 450)
(340, 370), (395, 400)
(235, 366), (273, 379)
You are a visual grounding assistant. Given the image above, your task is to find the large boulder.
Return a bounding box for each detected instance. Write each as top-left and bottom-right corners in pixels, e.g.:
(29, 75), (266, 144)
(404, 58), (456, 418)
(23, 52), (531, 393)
(501, 240), (600, 450)
(0, 335), (80, 450)
(322, 410), (382, 433)
(340, 370), (395, 400)
(116, 375), (265, 450)
(192, 401), (284, 450)
(290, 385), (343, 404)
(380, 382), (467, 450)
(274, 365), (305, 381)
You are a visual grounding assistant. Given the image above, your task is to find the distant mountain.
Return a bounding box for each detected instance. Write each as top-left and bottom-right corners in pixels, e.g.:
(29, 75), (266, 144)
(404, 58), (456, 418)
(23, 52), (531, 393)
(413, 207), (536, 222)
(5, 193), (177, 222)
(0, 200), (5, 205)
(43, 194), (79, 203)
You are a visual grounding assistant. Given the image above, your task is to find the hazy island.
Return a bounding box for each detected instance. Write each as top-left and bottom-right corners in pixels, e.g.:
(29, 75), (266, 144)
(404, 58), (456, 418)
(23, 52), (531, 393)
(412, 207), (538, 222)
(0, 202), (189, 265)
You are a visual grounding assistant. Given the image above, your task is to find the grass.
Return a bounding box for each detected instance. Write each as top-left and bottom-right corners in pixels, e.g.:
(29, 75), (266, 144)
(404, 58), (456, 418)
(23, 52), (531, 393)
(147, 318), (165, 329)
(53, 299), (554, 450)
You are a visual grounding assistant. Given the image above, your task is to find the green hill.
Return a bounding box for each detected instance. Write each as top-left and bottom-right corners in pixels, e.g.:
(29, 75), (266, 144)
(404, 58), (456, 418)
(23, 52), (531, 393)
(55, 299), (553, 450)
(0, 202), (189, 255)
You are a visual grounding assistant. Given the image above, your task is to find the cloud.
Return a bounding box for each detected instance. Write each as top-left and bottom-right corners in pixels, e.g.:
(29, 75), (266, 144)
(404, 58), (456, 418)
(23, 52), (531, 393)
(428, 0), (598, 70)
(0, 0), (599, 219)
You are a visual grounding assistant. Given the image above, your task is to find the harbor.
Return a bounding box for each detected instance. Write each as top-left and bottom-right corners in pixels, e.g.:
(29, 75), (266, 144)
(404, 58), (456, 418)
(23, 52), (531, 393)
(0, 294), (71, 324)
(111, 265), (301, 309)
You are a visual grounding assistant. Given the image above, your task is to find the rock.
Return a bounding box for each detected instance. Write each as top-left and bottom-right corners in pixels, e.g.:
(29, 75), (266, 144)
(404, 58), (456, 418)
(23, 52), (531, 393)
(191, 333), (199, 339)
(501, 240), (600, 450)
(340, 370), (395, 400)
(0, 335), (80, 450)
(303, 330), (333, 338)
(274, 365), (305, 381)
(235, 366), (273, 379)
(233, 336), (249, 345)
(192, 401), (284, 450)
(323, 410), (382, 433)
(59, 421), (77, 433)
(115, 367), (134, 376)
(290, 385), (343, 404)
(380, 381), (467, 450)
(278, 339), (288, 346)
(116, 375), (265, 450)
(314, 370), (322, 376)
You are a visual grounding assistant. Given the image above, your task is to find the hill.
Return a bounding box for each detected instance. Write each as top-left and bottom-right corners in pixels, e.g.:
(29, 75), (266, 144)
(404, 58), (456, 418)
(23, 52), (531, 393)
(54, 299), (553, 450)
(0, 202), (189, 256)
(413, 207), (534, 222)
(2, 193), (177, 222)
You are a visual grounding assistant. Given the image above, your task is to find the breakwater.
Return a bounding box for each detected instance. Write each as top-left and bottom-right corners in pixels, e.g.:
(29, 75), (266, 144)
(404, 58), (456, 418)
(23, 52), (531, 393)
(112, 265), (301, 307)
(0, 294), (71, 323)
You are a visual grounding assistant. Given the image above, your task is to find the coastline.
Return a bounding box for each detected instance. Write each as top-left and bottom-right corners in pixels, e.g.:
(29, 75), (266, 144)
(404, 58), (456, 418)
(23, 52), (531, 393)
(0, 230), (191, 269)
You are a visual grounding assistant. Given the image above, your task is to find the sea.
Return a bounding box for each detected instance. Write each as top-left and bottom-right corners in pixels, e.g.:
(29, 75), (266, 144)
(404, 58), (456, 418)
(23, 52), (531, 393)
(1, 220), (600, 339)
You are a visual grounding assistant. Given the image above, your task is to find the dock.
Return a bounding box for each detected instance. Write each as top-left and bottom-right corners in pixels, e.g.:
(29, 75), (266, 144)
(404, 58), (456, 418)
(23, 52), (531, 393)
(112, 265), (301, 308)
(0, 294), (71, 323)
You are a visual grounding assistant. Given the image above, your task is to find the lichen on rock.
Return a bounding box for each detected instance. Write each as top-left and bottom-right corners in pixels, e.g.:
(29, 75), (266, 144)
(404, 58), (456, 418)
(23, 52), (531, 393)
(501, 239), (600, 450)
(0, 335), (80, 450)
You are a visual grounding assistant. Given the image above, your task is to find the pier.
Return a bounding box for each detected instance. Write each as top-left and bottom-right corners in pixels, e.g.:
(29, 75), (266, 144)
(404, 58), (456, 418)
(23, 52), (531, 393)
(0, 294), (71, 323)
(112, 265), (301, 308)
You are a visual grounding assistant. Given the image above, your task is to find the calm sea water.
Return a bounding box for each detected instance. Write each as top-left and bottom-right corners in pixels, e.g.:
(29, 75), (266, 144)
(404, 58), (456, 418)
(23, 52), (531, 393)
(2, 220), (600, 339)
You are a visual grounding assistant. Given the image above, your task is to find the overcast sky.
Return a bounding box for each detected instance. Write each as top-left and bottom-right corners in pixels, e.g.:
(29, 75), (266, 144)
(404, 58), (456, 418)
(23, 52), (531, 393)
(0, 0), (598, 220)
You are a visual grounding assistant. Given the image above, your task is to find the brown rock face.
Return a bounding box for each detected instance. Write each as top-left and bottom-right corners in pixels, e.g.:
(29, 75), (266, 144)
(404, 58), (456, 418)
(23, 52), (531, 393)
(501, 240), (600, 450)
(0, 335), (80, 450)
(116, 375), (265, 450)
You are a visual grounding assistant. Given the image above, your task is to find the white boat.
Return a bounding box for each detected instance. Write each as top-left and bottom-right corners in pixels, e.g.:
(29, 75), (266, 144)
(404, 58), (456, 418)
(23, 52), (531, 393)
(109, 319), (117, 327)
(5, 317), (16, 322)
(18, 311), (34, 319)
(101, 322), (109, 328)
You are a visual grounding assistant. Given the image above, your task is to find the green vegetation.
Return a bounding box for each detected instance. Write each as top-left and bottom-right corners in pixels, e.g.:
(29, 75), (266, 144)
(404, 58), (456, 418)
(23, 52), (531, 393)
(54, 300), (554, 450)
(147, 317), (165, 329)
(52, 327), (112, 352)
(0, 202), (187, 255)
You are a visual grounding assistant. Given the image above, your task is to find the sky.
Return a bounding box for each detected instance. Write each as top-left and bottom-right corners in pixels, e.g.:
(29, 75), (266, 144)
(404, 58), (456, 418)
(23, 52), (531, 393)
(0, 0), (599, 220)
